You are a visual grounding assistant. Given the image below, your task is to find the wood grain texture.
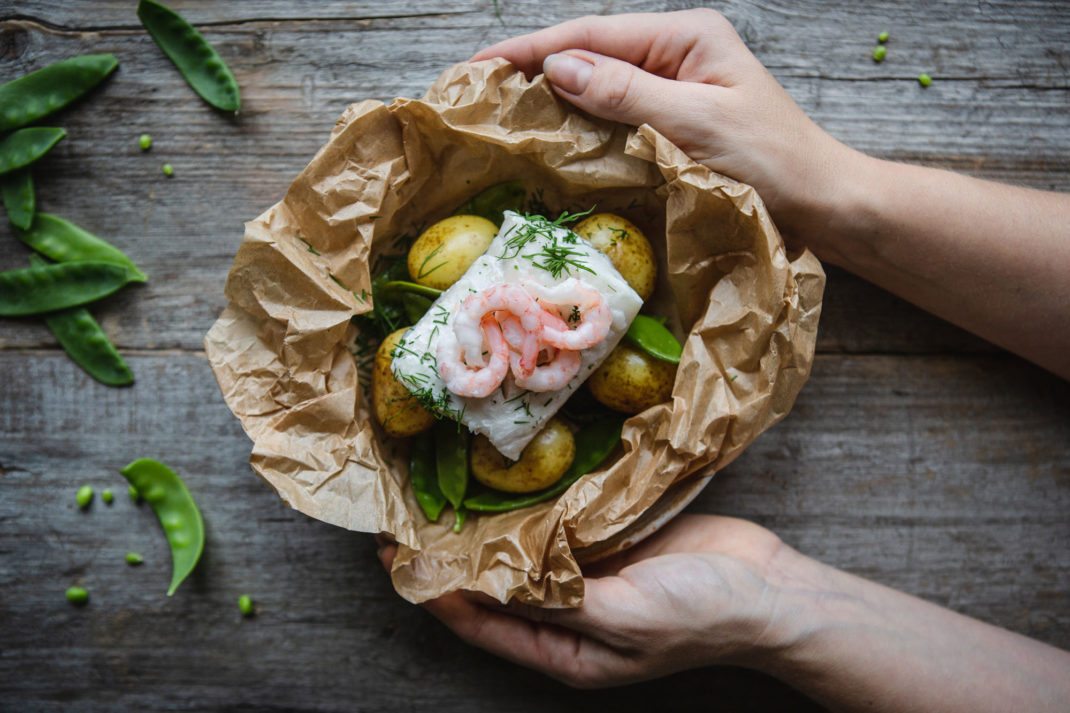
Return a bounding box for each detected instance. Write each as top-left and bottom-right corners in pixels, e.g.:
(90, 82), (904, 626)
(1, 1), (1069, 710)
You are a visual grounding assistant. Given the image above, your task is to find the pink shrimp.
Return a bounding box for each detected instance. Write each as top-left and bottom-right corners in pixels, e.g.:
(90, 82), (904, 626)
(436, 314), (510, 398)
(524, 279), (612, 351)
(496, 312), (540, 378)
(453, 285), (543, 368)
(512, 346), (582, 392)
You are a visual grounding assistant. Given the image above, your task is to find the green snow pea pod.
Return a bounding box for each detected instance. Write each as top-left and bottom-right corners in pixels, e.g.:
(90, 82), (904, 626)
(464, 416), (624, 513)
(454, 180), (526, 226)
(0, 261), (138, 317)
(409, 431), (447, 522)
(138, 0), (241, 112)
(378, 280), (443, 302)
(452, 506), (467, 533)
(0, 127), (66, 176)
(435, 422), (469, 510)
(624, 314), (683, 364)
(1, 169), (35, 230)
(0, 54), (118, 132)
(119, 458), (205, 596)
(31, 253), (134, 386)
(401, 293), (434, 324)
(18, 213), (147, 282)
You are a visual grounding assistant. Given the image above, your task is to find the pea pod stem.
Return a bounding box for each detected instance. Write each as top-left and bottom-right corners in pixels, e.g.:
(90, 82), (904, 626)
(464, 417), (624, 513)
(1, 169), (35, 230)
(0, 54), (118, 132)
(624, 314), (683, 364)
(378, 280), (443, 301)
(137, 0), (241, 112)
(17, 213), (147, 282)
(0, 127), (66, 176)
(119, 459), (205, 596)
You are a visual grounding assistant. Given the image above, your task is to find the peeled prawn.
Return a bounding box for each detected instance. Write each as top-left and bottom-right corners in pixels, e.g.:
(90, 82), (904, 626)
(524, 279), (612, 351)
(453, 284), (543, 370)
(436, 314), (510, 398)
(512, 346), (581, 392)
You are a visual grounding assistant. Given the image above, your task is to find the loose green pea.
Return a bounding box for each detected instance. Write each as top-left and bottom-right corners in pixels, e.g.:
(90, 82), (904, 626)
(162, 163), (173, 177)
(119, 459), (204, 596)
(76, 485), (93, 508)
(0, 127), (66, 176)
(878, 31), (889, 43)
(138, 0), (241, 112)
(918, 73), (933, 87)
(238, 594), (254, 616)
(0, 261), (139, 317)
(1, 169), (35, 230)
(126, 552), (144, 565)
(66, 586), (89, 605)
(129, 484), (140, 501)
(102, 489), (114, 504)
(873, 46), (887, 62)
(138, 134), (152, 150)
(0, 54), (118, 132)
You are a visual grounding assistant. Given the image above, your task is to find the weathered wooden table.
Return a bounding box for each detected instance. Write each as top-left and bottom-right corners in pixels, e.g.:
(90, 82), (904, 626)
(2, 2), (1068, 710)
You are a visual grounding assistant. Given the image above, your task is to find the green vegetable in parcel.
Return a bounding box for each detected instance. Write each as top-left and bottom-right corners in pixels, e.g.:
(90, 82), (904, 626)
(454, 180), (526, 226)
(0, 127), (66, 176)
(0, 261), (139, 317)
(28, 255), (135, 386)
(0, 54), (118, 132)
(464, 416), (624, 512)
(119, 458), (205, 596)
(401, 293), (434, 324)
(139, 134), (152, 150)
(1, 169), (35, 230)
(76, 485), (94, 508)
(102, 489), (114, 504)
(434, 421), (469, 511)
(452, 507), (467, 533)
(18, 213), (147, 281)
(238, 594), (254, 616)
(126, 552), (144, 565)
(409, 431), (447, 522)
(65, 586), (89, 605)
(138, 0), (241, 112)
(624, 314), (683, 364)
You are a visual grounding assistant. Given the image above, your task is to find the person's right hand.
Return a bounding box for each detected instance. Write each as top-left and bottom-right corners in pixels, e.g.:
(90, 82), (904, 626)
(471, 9), (859, 244)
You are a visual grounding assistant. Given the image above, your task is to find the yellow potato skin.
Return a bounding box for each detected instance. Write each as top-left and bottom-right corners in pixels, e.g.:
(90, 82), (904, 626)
(572, 213), (656, 301)
(470, 418), (575, 493)
(407, 215), (499, 290)
(588, 344), (676, 414)
(372, 329), (436, 438)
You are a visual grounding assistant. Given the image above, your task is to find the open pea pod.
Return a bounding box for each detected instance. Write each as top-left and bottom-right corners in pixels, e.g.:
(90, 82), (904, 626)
(464, 416), (624, 512)
(0, 54), (118, 132)
(18, 213), (147, 281)
(409, 431), (446, 522)
(454, 180), (526, 225)
(0, 261), (139, 316)
(120, 459), (205, 596)
(0, 127), (66, 176)
(0, 169), (34, 230)
(624, 314), (683, 363)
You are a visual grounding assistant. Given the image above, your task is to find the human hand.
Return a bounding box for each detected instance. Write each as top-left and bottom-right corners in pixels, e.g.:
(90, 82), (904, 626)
(378, 514), (798, 687)
(471, 9), (861, 246)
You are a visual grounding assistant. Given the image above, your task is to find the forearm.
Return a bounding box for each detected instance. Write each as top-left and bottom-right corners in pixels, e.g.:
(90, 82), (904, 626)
(749, 547), (1070, 713)
(800, 150), (1070, 379)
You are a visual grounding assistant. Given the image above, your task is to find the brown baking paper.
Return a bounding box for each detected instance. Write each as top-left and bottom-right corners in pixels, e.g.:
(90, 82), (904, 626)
(204, 59), (825, 607)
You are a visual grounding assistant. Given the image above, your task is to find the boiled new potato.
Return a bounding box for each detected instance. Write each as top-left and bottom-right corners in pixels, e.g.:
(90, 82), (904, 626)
(470, 418), (575, 493)
(407, 215), (498, 290)
(588, 344), (676, 414)
(572, 213), (656, 300)
(372, 329), (436, 438)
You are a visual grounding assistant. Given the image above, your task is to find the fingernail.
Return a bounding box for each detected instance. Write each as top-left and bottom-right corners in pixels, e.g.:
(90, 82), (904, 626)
(543, 53), (593, 94)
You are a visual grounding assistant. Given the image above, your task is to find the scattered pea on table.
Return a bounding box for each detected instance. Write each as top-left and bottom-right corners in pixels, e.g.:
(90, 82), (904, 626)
(878, 31), (890, 43)
(126, 552), (144, 565)
(76, 485), (93, 508)
(101, 489), (114, 504)
(138, 133), (152, 150)
(873, 45), (887, 62)
(162, 163), (173, 177)
(238, 594), (254, 617)
(918, 73), (933, 87)
(66, 586), (89, 605)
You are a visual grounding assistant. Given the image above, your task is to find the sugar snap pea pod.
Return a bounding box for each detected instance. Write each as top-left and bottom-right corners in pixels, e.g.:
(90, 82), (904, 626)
(455, 180), (526, 226)
(0, 261), (138, 317)
(119, 458), (205, 596)
(17, 213), (147, 282)
(452, 506), (467, 533)
(401, 293), (434, 324)
(137, 0), (241, 112)
(464, 416), (624, 512)
(435, 422), (469, 510)
(1, 168), (34, 230)
(0, 127), (66, 176)
(624, 314), (683, 364)
(29, 254), (134, 386)
(0, 54), (118, 132)
(378, 280), (443, 301)
(409, 431), (446, 522)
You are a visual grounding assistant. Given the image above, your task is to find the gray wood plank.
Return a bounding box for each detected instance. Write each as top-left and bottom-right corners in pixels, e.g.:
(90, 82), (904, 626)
(1, 351), (1067, 710)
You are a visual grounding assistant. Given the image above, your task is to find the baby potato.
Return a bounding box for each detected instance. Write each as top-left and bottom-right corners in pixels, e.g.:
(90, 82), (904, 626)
(407, 215), (498, 290)
(588, 344), (676, 414)
(372, 328), (436, 438)
(470, 418), (575, 493)
(572, 213), (656, 301)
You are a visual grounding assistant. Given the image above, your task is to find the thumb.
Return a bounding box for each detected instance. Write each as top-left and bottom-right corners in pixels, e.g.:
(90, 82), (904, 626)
(542, 50), (709, 131)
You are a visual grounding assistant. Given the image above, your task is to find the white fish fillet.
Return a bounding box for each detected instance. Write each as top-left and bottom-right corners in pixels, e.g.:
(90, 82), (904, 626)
(390, 211), (643, 459)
